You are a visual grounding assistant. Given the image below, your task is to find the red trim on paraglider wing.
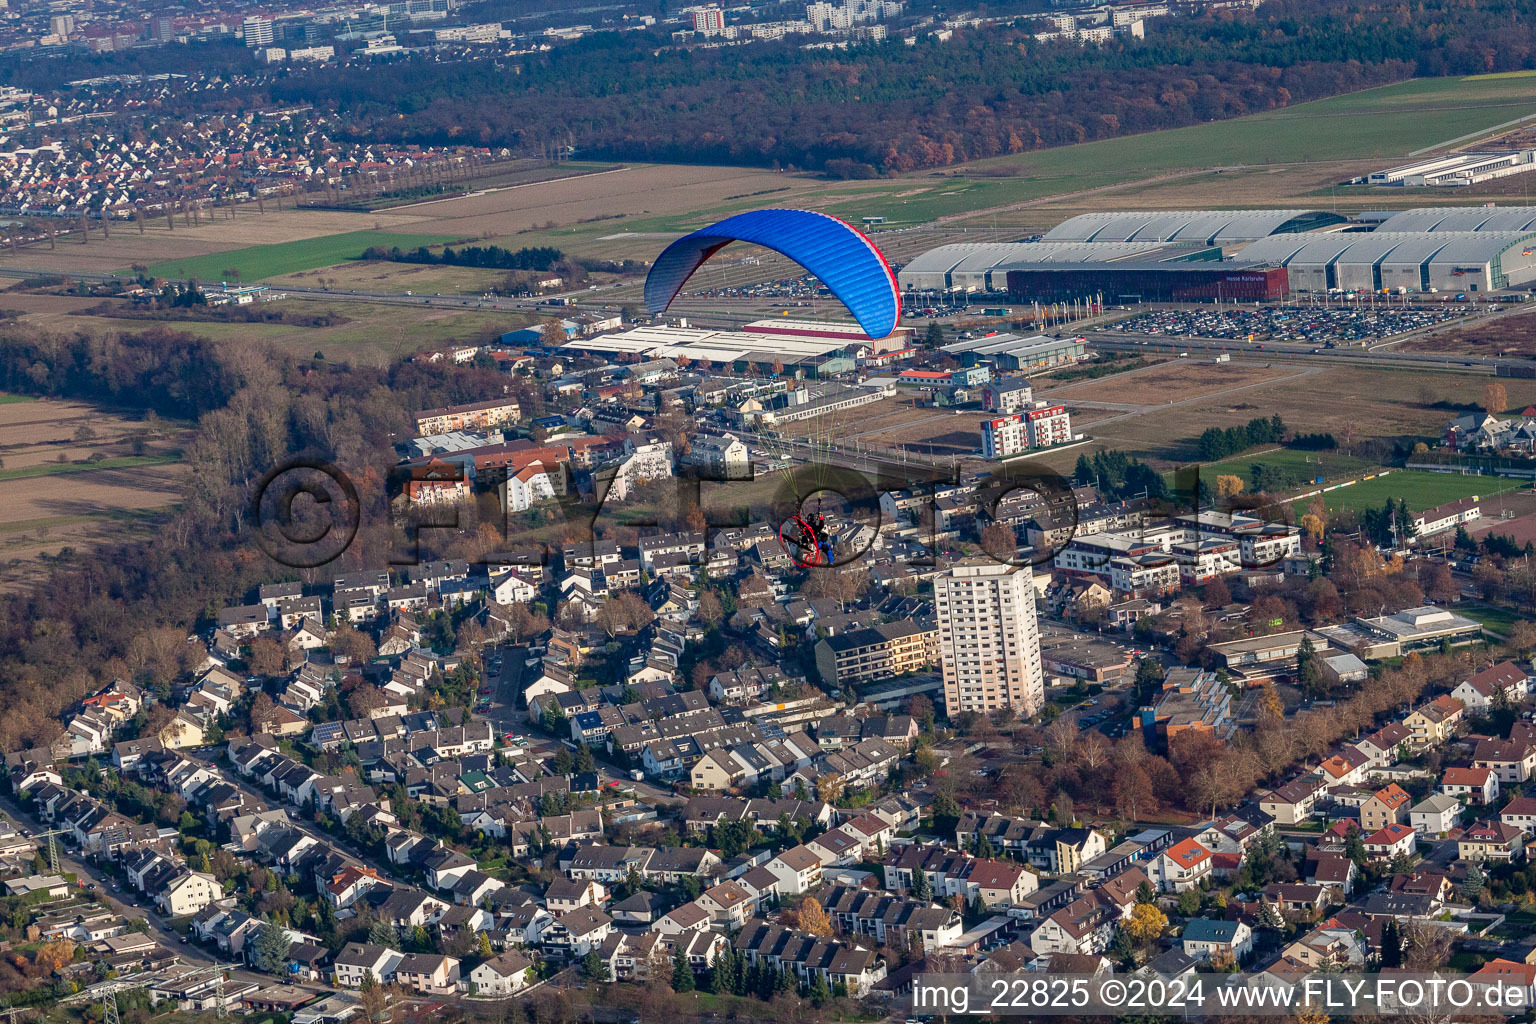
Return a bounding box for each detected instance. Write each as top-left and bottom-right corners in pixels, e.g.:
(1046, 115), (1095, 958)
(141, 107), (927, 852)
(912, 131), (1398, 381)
(829, 213), (901, 335)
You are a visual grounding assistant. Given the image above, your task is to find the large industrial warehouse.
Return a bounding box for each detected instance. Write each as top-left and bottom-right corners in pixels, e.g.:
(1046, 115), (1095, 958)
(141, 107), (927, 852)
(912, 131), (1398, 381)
(896, 240), (1219, 292)
(1238, 230), (1536, 293)
(562, 323), (860, 375)
(1370, 206), (1536, 232)
(1040, 209), (1349, 245)
(895, 205), (1536, 302)
(1003, 263), (1290, 303)
(942, 333), (1087, 370)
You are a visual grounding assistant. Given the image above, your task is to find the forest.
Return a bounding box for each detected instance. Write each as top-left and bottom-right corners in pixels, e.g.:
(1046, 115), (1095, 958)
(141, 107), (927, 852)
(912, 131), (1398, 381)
(255, 0), (1535, 175)
(0, 326), (550, 755)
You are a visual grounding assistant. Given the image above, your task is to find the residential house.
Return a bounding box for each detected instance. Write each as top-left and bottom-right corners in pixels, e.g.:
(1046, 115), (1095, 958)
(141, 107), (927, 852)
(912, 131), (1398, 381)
(1473, 738), (1536, 785)
(1452, 662), (1530, 713)
(1259, 778), (1325, 826)
(1360, 784), (1413, 832)
(1147, 838), (1214, 892)
(1028, 893), (1116, 956)
(1404, 696), (1465, 747)
(468, 951), (532, 997)
(159, 871), (222, 917)
(764, 845), (824, 896)
(1443, 765), (1500, 804)
(1181, 919), (1253, 962)
(1362, 823), (1417, 861)
(1501, 795), (1536, 835)
(1458, 820), (1526, 863)
(393, 953), (460, 995)
(1410, 794), (1461, 836)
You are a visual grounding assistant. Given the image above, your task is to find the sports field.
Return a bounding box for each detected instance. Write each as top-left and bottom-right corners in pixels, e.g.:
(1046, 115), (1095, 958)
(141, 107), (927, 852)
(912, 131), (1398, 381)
(1321, 470), (1526, 513)
(140, 230), (457, 283)
(1191, 447), (1379, 484)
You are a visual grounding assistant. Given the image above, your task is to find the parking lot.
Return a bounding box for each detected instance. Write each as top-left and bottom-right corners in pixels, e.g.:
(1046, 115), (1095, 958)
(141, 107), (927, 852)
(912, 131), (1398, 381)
(692, 273), (828, 302)
(1103, 304), (1476, 344)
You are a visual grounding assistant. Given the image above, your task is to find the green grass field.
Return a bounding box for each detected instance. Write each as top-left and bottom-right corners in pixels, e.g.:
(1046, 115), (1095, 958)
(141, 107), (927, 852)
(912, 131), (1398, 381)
(1321, 470), (1526, 513)
(1455, 601), (1520, 637)
(1179, 447), (1380, 486)
(137, 230), (458, 284)
(975, 74), (1536, 176)
(725, 74), (1536, 230)
(68, 300), (535, 366)
(530, 75), (1536, 239)
(0, 393), (34, 405)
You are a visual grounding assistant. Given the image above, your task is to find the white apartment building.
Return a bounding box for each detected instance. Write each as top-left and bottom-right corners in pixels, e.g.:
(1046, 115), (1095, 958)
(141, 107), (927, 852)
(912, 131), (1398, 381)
(1023, 404), (1072, 448)
(935, 560), (1044, 715)
(980, 403), (1072, 459)
(691, 6), (726, 32)
(1056, 511), (1300, 593)
(683, 434), (751, 480)
(980, 414), (1028, 460)
(620, 437), (674, 482)
(242, 16), (274, 46)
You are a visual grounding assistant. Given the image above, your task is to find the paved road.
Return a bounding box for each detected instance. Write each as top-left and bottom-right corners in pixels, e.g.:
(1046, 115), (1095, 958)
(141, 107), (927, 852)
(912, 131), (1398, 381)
(487, 646), (682, 808)
(0, 788), (214, 962)
(181, 746), (427, 893)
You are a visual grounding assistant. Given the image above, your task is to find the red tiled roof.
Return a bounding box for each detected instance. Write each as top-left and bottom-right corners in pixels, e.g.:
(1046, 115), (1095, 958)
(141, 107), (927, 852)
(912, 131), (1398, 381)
(1162, 837), (1212, 869)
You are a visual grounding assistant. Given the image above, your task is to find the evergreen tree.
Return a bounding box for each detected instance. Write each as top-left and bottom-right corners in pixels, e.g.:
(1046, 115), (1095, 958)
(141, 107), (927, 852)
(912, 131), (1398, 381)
(930, 790), (960, 831)
(581, 948), (609, 982)
(706, 953), (728, 994)
(1134, 880), (1156, 905)
(1380, 918), (1403, 968)
(672, 946), (696, 992)
(1109, 930), (1136, 971)
(807, 972), (831, 1005)
(251, 920), (292, 974)
(1297, 635), (1325, 698)
(753, 960), (773, 999)
(912, 866), (931, 901)
(1344, 824), (1367, 867)
(1462, 863), (1486, 903)
(368, 920), (399, 947)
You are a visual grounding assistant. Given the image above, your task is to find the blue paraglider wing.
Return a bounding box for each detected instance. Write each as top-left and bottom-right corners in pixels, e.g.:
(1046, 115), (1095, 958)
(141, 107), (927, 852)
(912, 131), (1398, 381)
(644, 209), (901, 339)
